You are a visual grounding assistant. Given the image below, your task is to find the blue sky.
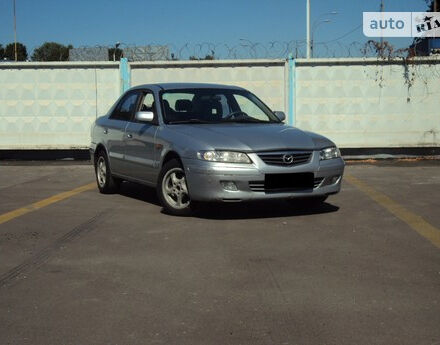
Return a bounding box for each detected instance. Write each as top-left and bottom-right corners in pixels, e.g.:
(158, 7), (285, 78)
(0, 0), (430, 58)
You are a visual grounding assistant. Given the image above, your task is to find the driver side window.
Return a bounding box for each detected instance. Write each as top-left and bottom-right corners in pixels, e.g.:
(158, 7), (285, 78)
(134, 91), (156, 123)
(140, 92), (155, 112)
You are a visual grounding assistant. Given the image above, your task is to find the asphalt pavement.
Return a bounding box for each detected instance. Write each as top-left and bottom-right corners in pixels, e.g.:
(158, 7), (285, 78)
(0, 160), (439, 345)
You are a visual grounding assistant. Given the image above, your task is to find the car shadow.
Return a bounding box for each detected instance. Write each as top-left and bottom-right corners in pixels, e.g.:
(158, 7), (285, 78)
(118, 181), (162, 207)
(192, 200), (339, 220)
(118, 181), (339, 220)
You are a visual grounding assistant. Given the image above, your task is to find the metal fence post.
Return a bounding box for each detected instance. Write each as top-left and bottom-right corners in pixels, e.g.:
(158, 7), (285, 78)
(119, 58), (131, 93)
(288, 53), (296, 126)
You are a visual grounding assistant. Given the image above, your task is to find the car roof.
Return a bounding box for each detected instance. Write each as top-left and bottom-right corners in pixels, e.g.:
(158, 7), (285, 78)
(130, 82), (245, 91)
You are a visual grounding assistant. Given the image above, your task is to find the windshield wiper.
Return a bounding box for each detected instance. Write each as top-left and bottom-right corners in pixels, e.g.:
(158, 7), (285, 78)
(167, 119), (212, 124)
(222, 117), (271, 123)
(168, 118), (278, 124)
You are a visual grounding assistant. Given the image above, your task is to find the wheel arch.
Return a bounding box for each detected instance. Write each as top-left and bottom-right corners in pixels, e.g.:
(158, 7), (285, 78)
(161, 150), (183, 170)
(94, 143), (109, 167)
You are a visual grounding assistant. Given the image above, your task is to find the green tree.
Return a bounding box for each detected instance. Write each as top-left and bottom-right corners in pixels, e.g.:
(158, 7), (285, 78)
(4, 42), (28, 61)
(32, 42), (72, 61)
(108, 47), (123, 61)
(0, 44), (4, 60)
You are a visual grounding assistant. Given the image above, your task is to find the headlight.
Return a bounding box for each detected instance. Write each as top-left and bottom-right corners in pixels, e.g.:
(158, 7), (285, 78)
(197, 151), (252, 163)
(320, 147), (341, 160)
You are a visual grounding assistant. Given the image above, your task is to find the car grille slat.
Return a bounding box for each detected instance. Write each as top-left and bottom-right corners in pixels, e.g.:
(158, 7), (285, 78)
(249, 182), (265, 192)
(257, 151), (312, 166)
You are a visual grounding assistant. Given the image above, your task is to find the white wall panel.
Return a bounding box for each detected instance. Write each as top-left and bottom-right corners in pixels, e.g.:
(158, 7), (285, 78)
(131, 60), (286, 113)
(0, 59), (439, 150)
(295, 59), (440, 148)
(0, 63), (119, 149)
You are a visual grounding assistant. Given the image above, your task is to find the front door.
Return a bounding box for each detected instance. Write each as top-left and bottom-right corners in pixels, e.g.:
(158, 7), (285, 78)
(105, 91), (140, 175)
(123, 91), (158, 183)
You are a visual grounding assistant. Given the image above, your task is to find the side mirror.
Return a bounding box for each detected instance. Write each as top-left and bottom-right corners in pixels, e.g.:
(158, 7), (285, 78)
(274, 111), (286, 122)
(135, 111), (154, 122)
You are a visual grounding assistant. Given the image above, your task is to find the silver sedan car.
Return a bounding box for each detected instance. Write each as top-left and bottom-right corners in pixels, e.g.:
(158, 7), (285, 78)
(90, 83), (344, 215)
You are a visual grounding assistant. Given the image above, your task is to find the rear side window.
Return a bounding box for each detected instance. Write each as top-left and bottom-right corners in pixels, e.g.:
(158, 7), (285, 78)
(110, 92), (139, 121)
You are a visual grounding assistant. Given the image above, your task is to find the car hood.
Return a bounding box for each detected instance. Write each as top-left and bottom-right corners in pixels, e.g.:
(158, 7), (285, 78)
(167, 123), (334, 152)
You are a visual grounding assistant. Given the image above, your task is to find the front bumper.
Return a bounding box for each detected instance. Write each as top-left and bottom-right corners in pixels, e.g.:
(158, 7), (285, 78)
(183, 151), (345, 202)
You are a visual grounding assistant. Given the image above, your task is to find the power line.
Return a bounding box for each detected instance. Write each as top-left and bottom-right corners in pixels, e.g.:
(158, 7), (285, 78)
(316, 24), (362, 44)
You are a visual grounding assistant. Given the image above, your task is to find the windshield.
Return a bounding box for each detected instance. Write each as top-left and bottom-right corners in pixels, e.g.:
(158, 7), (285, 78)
(160, 88), (280, 124)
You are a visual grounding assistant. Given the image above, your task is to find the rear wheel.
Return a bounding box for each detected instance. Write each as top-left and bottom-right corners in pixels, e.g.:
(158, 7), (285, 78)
(157, 159), (193, 216)
(95, 150), (120, 194)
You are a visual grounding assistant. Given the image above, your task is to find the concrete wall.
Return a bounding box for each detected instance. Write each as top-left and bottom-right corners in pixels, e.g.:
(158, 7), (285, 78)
(294, 58), (440, 148)
(0, 60), (285, 149)
(131, 60), (287, 114)
(0, 62), (119, 149)
(0, 58), (439, 150)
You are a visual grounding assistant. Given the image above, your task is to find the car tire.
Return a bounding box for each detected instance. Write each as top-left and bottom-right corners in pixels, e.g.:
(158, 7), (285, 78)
(95, 150), (120, 194)
(157, 159), (193, 216)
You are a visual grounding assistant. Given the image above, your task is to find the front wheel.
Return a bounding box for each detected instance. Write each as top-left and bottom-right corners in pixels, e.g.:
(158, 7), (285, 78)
(157, 159), (193, 216)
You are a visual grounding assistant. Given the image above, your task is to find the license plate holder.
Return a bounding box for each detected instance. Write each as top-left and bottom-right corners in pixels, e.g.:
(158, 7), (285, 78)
(265, 172), (314, 190)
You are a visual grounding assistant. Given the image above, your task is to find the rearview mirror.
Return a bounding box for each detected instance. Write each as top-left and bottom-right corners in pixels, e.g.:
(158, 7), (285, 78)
(135, 111), (154, 122)
(274, 111), (286, 122)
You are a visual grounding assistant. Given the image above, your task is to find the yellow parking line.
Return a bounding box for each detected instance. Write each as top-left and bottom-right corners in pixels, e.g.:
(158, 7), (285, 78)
(345, 174), (440, 249)
(0, 182), (96, 226)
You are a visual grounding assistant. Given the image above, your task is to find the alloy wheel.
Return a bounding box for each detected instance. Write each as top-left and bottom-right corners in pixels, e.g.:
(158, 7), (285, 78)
(162, 168), (190, 209)
(96, 156), (107, 188)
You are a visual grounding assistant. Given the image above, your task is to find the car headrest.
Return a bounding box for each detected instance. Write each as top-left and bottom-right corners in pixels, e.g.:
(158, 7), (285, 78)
(162, 99), (171, 110)
(175, 99), (192, 112)
(198, 98), (222, 117)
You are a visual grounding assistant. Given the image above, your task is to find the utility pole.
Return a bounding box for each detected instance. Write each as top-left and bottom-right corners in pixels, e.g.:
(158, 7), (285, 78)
(306, 0), (311, 59)
(380, 0), (384, 58)
(113, 42), (120, 62)
(13, 0), (17, 61)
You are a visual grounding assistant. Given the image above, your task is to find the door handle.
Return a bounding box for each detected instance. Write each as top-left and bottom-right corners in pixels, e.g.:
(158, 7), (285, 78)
(126, 133), (133, 139)
(103, 128), (108, 134)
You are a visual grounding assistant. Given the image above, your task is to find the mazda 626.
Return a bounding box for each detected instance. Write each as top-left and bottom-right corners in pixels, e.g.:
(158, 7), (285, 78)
(90, 83), (344, 215)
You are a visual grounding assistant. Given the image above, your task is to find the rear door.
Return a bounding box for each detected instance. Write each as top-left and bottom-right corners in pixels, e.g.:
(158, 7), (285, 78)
(122, 90), (159, 183)
(105, 91), (140, 175)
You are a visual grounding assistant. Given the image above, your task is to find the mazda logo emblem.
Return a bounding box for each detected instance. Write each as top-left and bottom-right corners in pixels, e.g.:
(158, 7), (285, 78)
(282, 154), (294, 164)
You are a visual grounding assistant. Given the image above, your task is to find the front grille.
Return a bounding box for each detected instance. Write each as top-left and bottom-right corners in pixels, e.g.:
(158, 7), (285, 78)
(257, 151), (312, 166)
(249, 181), (265, 192)
(249, 173), (315, 193)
